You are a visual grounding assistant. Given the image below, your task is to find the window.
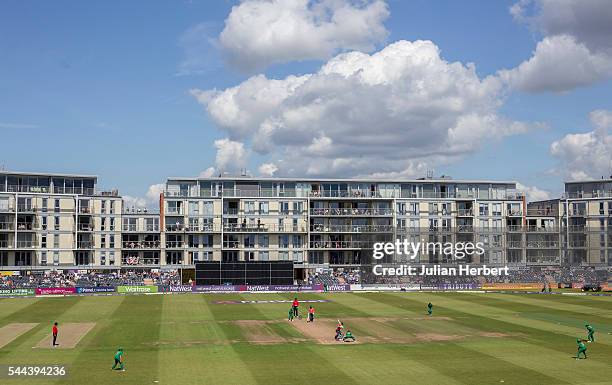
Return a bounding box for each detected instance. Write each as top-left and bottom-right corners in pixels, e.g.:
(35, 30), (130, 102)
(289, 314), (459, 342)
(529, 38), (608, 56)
(189, 201), (199, 215)
(280, 202), (289, 214)
(244, 235), (255, 248)
(409, 203), (419, 215)
(101, 200), (106, 213)
(244, 201), (255, 214)
(41, 216), (47, 230)
(492, 219), (502, 230)
(441, 203), (450, 215)
(600, 202), (605, 215)
(42, 198), (48, 212)
(278, 218), (284, 231)
(259, 201), (270, 215)
(259, 234), (269, 248)
(53, 252), (59, 265)
(259, 251), (269, 261)
(146, 218), (159, 231)
(109, 235), (115, 248)
(54, 216), (60, 230)
(479, 204), (489, 216)
(294, 201), (304, 214)
(279, 251), (289, 261)
(100, 217), (106, 231)
(203, 201), (214, 215)
(109, 201), (115, 214)
(101, 235), (106, 248)
(279, 235), (289, 248)
(53, 235), (59, 248)
(124, 218), (137, 231)
(54, 199), (60, 211)
(109, 252), (115, 265)
(246, 251), (255, 261)
(428, 203), (438, 215)
(396, 202), (406, 215)
(0, 197), (8, 212)
(492, 203), (502, 216)
(41, 235), (47, 249)
(41, 251), (47, 266)
(292, 235), (302, 248)
(109, 218), (115, 231)
(100, 252), (106, 265)
(293, 218), (298, 231)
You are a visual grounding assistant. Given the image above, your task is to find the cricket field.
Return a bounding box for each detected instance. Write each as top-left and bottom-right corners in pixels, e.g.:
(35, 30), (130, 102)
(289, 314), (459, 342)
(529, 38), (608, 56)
(0, 291), (611, 384)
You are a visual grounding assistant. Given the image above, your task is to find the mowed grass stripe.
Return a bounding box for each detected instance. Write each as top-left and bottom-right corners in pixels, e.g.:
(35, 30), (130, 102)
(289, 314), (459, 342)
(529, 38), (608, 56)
(538, 294), (612, 311)
(276, 292), (373, 318)
(471, 293), (612, 319)
(0, 297), (40, 323)
(314, 344), (463, 385)
(64, 295), (162, 385)
(388, 292), (612, 346)
(459, 338), (611, 385)
(232, 344), (360, 385)
(379, 293), (612, 365)
(0, 296), (82, 356)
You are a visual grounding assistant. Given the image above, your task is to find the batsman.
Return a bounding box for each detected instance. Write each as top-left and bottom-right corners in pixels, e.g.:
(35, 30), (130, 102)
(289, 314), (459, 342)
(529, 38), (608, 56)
(585, 323), (595, 342)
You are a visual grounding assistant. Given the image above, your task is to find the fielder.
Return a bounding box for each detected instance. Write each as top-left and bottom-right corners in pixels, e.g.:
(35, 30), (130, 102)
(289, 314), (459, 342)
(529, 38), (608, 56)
(585, 324), (595, 342)
(576, 339), (587, 360)
(427, 302), (433, 316)
(307, 306), (315, 322)
(112, 347), (125, 371)
(288, 307), (294, 321)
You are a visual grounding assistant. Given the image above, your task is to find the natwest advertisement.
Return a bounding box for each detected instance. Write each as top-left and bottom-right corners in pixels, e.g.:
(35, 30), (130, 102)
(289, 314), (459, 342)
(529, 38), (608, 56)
(35, 287), (77, 295)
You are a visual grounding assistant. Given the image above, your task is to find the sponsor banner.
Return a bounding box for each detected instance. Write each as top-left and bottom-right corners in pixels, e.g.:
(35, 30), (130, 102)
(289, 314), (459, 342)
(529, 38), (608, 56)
(116, 285), (158, 294)
(162, 285), (195, 293)
(213, 299), (331, 305)
(193, 285), (240, 292)
(0, 288), (35, 297)
(76, 287), (115, 294)
(323, 284), (351, 292)
(353, 284), (422, 291)
(35, 287), (77, 295)
(572, 283), (584, 289)
(481, 283), (543, 290)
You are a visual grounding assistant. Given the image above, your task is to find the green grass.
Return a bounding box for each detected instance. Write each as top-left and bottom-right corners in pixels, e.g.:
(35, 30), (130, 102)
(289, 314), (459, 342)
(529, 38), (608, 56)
(0, 292), (611, 385)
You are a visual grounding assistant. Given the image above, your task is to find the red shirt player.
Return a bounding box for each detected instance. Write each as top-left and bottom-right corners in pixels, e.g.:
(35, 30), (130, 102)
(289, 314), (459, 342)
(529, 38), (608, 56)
(52, 322), (59, 347)
(292, 298), (299, 318)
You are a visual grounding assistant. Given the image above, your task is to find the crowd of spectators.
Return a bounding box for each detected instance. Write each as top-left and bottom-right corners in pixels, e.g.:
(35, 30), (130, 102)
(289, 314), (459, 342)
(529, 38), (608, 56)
(0, 270), (181, 289)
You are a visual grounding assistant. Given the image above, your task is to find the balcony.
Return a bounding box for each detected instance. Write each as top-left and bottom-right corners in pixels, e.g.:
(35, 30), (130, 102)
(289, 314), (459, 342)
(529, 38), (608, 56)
(123, 241), (161, 249)
(165, 224), (185, 232)
(0, 222), (14, 231)
(77, 241), (93, 249)
(223, 208), (239, 215)
(309, 240), (373, 249)
(310, 208), (393, 216)
(16, 223), (36, 231)
(78, 224), (94, 232)
(309, 224), (393, 233)
(165, 241), (184, 248)
(457, 209), (473, 216)
(78, 207), (92, 214)
(16, 241), (36, 248)
(457, 225), (474, 232)
(0, 240), (9, 248)
(16, 205), (36, 213)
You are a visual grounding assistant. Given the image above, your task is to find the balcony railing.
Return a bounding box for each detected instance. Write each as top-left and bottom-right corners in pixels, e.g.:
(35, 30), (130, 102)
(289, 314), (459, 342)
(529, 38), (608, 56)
(78, 224), (94, 232)
(309, 241), (374, 249)
(310, 208), (393, 216)
(457, 209), (474, 216)
(16, 223), (35, 231)
(16, 205), (36, 213)
(122, 241), (161, 249)
(457, 225), (474, 232)
(77, 241), (93, 249)
(0, 222), (14, 231)
(165, 241), (184, 248)
(16, 241), (36, 248)
(310, 224), (394, 233)
(563, 191), (612, 199)
(0, 241), (9, 248)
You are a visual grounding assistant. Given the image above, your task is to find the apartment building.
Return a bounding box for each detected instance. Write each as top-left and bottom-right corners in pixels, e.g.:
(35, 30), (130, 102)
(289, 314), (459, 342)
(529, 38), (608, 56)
(0, 171), (122, 268)
(528, 178), (612, 266)
(3, 170), (608, 271)
(162, 176), (527, 268)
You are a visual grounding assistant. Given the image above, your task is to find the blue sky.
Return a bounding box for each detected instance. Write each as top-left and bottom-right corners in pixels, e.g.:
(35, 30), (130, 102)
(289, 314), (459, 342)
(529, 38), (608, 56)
(1, 0), (611, 203)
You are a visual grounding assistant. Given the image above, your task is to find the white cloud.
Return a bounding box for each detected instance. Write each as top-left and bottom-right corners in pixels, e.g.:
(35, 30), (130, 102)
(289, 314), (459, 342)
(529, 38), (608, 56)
(516, 182), (551, 202)
(499, 35), (612, 93)
(504, 0), (612, 92)
(214, 138), (248, 172)
(123, 183), (165, 209)
(199, 167), (217, 178)
(258, 162), (279, 176)
(193, 40), (530, 177)
(218, 0), (389, 71)
(550, 110), (612, 180)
